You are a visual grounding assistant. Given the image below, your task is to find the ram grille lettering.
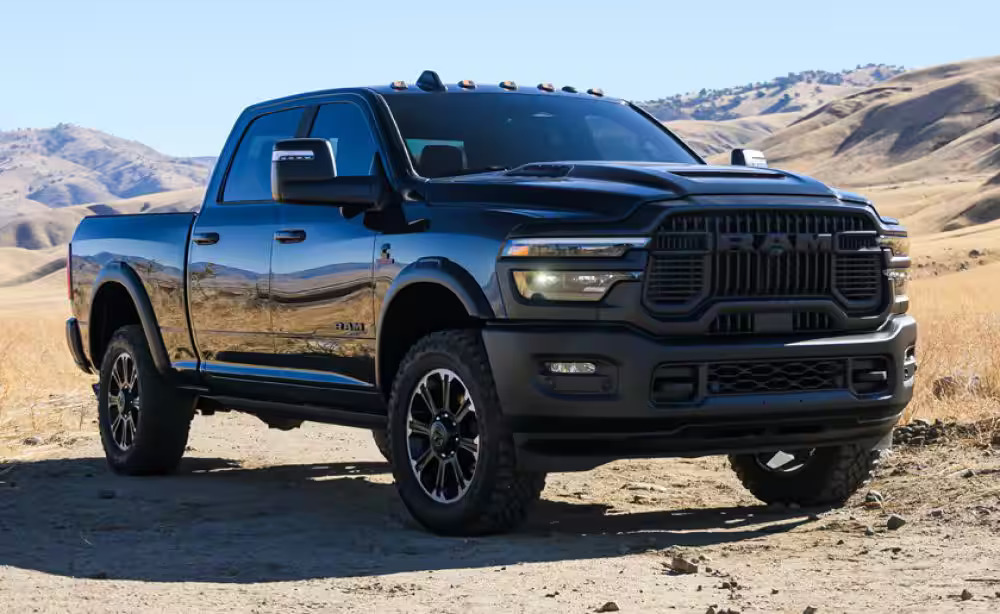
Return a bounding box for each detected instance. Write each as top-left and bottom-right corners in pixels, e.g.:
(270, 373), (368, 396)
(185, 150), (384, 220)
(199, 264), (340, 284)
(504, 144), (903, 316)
(717, 233), (833, 253)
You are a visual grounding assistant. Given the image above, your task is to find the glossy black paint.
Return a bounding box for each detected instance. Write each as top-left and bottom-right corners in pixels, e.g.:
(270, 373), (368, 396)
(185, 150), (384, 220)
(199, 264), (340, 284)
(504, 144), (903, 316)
(67, 81), (914, 469)
(70, 212), (196, 370)
(65, 317), (92, 374)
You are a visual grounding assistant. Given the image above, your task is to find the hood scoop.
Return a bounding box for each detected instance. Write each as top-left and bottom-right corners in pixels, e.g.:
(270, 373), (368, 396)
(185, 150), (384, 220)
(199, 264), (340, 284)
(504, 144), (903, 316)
(507, 162), (685, 189)
(507, 161), (788, 187)
(499, 161), (834, 198)
(505, 163), (574, 178)
(668, 168), (784, 180)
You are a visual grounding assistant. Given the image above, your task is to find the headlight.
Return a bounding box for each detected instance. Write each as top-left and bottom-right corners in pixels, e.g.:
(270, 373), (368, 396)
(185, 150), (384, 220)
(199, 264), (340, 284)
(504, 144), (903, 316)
(512, 270), (641, 302)
(887, 269), (909, 295)
(879, 234), (909, 258)
(502, 237), (649, 258)
(881, 232), (910, 314)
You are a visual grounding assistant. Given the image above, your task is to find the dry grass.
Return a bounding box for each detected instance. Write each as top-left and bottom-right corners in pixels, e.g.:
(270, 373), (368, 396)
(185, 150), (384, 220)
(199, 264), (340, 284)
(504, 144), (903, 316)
(905, 263), (1000, 428)
(0, 304), (91, 455)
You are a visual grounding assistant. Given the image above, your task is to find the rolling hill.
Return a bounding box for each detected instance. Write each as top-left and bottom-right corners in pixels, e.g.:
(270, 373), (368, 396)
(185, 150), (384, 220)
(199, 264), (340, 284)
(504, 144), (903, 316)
(744, 55), (1000, 234)
(0, 124), (212, 217)
(641, 64), (906, 122)
(666, 113), (799, 158)
(0, 187), (203, 251)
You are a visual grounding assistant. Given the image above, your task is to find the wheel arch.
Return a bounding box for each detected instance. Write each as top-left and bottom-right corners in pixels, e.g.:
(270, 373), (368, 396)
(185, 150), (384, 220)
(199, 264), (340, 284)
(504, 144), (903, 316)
(376, 258), (494, 396)
(88, 262), (172, 375)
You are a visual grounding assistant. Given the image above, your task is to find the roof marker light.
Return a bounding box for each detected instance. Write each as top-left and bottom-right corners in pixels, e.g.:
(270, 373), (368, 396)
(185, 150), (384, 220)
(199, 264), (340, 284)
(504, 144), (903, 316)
(561, 85), (578, 93)
(499, 80), (518, 90)
(537, 82), (555, 92)
(458, 79), (476, 89)
(390, 80), (407, 90)
(587, 87), (605, 97)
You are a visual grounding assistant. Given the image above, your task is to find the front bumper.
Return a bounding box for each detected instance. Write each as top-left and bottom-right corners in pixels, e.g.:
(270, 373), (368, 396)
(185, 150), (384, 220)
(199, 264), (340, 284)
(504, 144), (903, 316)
(483, 315), (916, 471)
(66, 317), (93, 374)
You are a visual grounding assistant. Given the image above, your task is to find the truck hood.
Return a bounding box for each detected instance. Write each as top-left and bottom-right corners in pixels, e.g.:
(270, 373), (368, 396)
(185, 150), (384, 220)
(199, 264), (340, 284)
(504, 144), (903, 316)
(421, 162), (852, 221)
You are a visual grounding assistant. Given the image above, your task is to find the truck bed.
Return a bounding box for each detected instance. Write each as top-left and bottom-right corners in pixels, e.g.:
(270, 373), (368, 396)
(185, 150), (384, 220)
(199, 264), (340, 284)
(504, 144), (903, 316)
(69, 212), (197, 369)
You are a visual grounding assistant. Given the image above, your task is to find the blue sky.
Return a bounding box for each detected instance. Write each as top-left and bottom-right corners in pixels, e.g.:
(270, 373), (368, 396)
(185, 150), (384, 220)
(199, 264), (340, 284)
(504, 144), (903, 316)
(1, 0), (996, 157)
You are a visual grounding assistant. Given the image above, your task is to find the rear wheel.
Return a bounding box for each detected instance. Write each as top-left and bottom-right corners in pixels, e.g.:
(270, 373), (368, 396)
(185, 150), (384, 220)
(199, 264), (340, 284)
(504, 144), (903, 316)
(387, 330), (546, 536)
(729, 443), (881, 507)
(97, 325), (194, 475)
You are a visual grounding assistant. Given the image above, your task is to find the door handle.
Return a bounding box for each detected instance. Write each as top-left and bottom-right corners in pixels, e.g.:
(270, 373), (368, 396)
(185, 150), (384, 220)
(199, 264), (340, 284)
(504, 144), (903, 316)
(274, 230), (307, 244)
(192, 232), (220, 246)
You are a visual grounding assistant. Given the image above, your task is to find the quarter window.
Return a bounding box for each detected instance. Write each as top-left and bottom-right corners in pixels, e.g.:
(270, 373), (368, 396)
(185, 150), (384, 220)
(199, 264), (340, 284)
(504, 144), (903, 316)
(222, 108), (304, 202)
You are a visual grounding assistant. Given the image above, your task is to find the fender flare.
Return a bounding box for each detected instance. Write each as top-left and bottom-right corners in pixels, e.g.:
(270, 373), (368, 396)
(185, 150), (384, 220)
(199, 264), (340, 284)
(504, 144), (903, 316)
(375, 258), (494, 386)
(88, 262), (173, 375)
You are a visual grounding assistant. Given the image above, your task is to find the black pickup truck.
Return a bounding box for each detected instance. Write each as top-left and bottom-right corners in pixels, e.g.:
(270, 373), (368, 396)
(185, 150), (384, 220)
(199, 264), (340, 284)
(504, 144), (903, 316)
(66, 71), (916, 535)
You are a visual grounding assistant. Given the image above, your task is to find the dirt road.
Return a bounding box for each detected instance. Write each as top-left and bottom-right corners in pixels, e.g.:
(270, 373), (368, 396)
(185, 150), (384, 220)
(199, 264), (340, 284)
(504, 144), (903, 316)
(2, 410), (999, 613)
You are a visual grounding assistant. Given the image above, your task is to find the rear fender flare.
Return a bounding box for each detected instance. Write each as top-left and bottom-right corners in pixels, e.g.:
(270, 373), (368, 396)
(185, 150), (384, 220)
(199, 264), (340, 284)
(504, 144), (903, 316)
(88, 262), (172, 375)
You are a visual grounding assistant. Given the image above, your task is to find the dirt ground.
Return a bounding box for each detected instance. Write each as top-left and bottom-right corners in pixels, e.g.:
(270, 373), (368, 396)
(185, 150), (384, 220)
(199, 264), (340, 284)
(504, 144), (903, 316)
(1, 406), (999, 614)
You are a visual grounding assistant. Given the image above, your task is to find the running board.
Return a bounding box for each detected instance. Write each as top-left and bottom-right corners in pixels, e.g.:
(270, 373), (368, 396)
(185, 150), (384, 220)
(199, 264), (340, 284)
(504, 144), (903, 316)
(202, 395), (386, 430)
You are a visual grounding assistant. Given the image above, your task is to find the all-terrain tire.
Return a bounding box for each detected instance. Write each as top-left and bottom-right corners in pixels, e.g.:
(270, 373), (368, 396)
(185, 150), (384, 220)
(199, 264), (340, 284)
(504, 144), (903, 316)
(371, 429), (392, 463)
(729, 444), (882, 506)
(97, 325), (194, 475)
(387, 330), (546, 536)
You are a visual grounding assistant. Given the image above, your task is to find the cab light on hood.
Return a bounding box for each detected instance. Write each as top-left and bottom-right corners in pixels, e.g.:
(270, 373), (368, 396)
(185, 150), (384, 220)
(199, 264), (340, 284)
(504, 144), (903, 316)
(513, 270), (640, 302)
(502, 237), (649, 258)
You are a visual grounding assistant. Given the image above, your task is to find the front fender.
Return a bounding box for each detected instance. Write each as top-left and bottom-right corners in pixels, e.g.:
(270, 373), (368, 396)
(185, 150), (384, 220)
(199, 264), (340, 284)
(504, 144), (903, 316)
(377, 257), (496, 329)
(88, 262), (173, 375)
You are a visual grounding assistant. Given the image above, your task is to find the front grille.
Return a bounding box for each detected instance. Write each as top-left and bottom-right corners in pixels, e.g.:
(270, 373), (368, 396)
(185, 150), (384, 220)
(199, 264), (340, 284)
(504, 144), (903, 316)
(792, 311), (833, 332)
(709, 312), (755, 334)
(708, 311), (833, 335)
(644, 209), (885, 316)
(650, 356), (892, 404)
(707, 359), (847, 395)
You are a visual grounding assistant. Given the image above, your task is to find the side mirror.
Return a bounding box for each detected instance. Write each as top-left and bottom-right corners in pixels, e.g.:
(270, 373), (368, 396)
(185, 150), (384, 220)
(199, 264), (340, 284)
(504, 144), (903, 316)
(731, 148), (767, 168)
(271, 138), (380, 206)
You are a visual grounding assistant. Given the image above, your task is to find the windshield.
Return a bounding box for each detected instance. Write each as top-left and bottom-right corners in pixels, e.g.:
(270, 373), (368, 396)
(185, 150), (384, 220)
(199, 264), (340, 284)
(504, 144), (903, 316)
(384, 92), (701, 178)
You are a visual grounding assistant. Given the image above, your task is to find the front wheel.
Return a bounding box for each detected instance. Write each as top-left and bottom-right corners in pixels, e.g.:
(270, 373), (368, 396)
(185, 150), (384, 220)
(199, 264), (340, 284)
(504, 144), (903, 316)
(97, 325), (195, 475)
(387, 330), (546, 536)
(729, 443), (881, 507)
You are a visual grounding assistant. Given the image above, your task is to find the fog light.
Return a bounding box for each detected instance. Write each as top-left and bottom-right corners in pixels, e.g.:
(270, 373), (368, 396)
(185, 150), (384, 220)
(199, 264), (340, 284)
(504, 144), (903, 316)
(546, 361), (597, 375)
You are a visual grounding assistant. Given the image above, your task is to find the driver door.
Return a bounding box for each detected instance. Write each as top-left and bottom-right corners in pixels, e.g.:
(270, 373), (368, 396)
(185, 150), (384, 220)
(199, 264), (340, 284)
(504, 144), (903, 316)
(268, 99), (380, 400)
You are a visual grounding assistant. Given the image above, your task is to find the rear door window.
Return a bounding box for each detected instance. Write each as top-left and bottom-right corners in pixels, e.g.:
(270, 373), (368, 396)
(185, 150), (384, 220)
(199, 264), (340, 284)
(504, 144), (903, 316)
(222, 108), (304, 202)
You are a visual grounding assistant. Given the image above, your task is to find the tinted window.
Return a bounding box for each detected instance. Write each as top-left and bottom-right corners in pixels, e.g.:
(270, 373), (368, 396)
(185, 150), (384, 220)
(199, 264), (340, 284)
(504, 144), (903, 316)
(223, 108), (303, 202)
(309, 103), (378, 176)
(384, 93), (699, 177)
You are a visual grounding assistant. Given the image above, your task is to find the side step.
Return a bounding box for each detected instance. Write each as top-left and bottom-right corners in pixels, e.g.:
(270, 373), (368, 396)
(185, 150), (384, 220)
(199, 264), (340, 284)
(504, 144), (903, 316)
(200, 395), (386, 430)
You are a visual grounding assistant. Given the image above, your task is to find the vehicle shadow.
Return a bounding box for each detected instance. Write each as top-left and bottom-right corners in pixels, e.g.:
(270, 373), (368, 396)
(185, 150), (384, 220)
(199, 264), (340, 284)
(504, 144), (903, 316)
(0, 456), (814, 583)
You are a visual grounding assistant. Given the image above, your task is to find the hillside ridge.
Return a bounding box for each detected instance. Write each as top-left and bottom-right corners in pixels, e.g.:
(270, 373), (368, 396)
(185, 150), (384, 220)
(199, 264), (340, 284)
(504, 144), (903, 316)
(641, 64), (906, 122)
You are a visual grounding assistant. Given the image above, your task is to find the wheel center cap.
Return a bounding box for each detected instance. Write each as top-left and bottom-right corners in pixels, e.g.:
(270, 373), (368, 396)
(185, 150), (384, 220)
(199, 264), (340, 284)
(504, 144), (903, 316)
(430, 418), (457, 455)
(117, 391), (126, 410)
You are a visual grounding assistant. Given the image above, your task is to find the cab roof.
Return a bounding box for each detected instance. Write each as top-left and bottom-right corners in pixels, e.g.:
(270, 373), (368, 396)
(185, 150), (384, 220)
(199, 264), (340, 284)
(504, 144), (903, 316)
(245, 70), (623, 112)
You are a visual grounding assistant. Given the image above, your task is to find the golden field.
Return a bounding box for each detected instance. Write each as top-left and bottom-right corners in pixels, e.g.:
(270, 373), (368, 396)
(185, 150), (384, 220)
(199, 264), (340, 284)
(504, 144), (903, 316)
(0, 256), (998, 457)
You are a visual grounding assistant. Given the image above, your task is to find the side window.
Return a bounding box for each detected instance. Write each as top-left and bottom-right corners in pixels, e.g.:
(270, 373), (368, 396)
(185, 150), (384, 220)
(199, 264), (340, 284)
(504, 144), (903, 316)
(222, 108), (304, 202)
(309, 103), (378, 176)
